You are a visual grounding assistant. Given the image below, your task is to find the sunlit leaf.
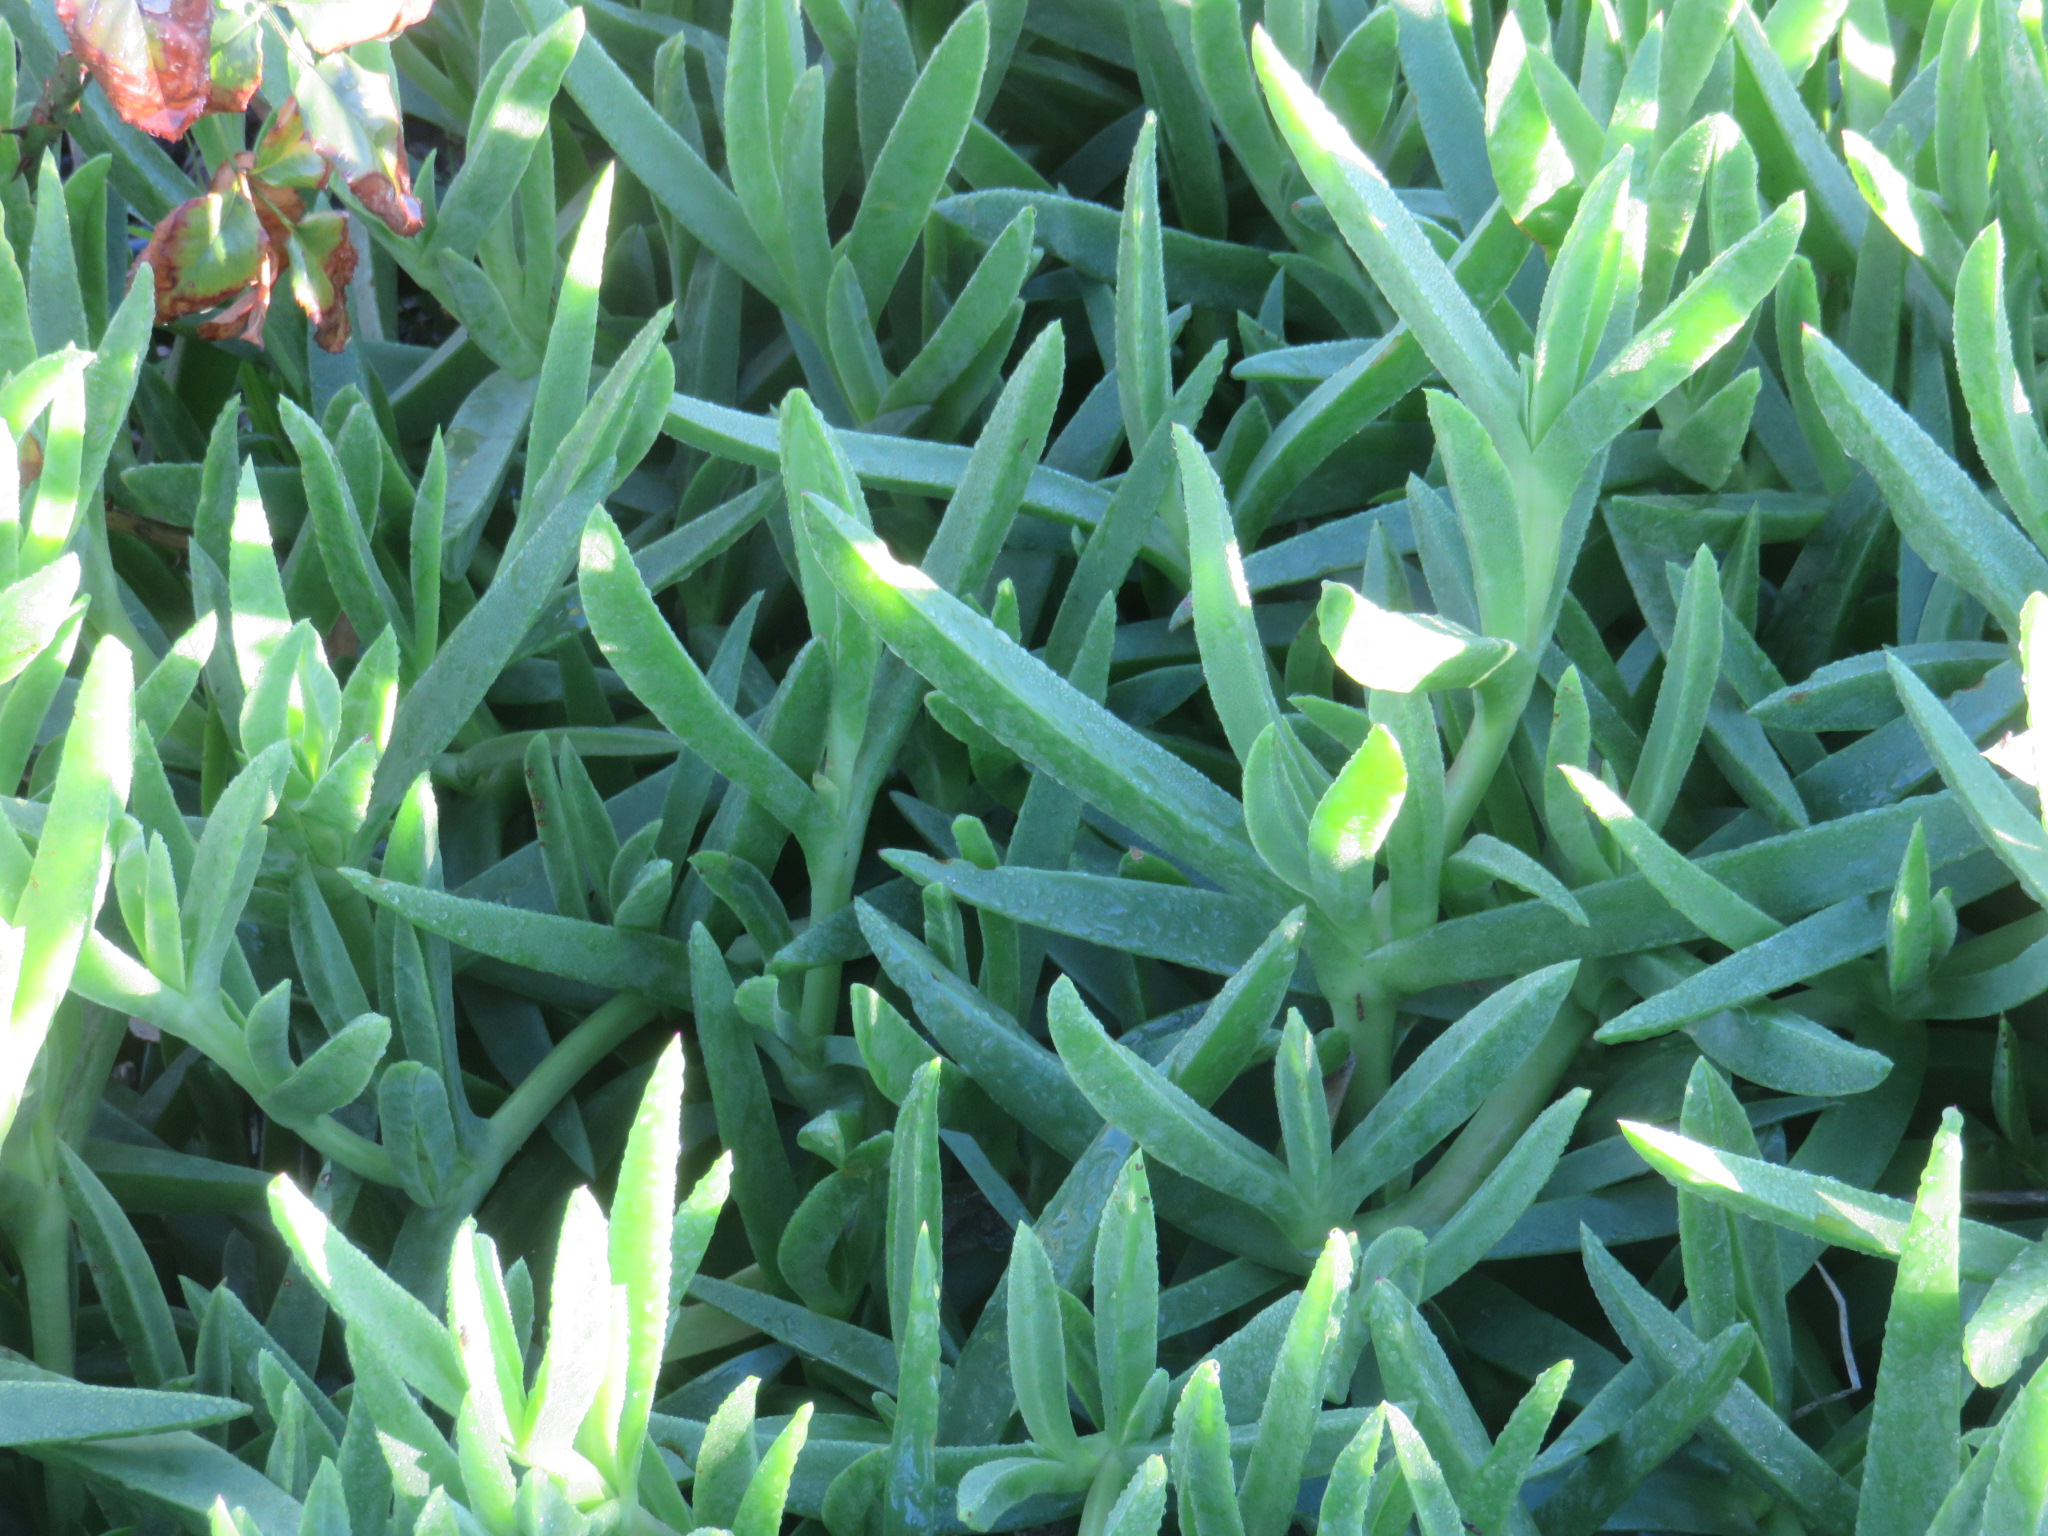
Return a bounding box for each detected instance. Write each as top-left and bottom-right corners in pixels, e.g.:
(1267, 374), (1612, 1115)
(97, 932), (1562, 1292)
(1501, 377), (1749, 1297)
(57, 0), (212, 138)
(291, 50), (421, 236)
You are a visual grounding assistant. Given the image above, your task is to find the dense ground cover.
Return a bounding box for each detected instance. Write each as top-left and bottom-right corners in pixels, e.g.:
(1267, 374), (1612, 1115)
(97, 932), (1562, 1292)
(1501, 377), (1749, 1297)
(2, 0), (2048, 1530)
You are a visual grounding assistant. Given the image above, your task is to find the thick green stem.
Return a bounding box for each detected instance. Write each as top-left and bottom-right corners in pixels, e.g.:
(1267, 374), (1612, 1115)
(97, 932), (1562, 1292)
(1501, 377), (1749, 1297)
(1340, 983), (1397, 1129)
(391, 990), (661, 1299)
(796, 820), (864, 1053)
(1312, 929), (1399, 1131)
(1439, 658), (1539, 849)
(1074, 1451), (1130, 1536)
(0, 1144), (81, 1529)
(481, 990), (662, 1172)
(6, 1003), (129, 1378)
(295, 1114), (401, 1188)
(21, 1178), (72, 1378)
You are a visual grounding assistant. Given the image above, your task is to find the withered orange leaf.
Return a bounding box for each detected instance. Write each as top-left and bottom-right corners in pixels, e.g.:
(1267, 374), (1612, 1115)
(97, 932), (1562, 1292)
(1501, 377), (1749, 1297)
(57, 0), (213, 139)
(288, 210), (358, 352)
(282, 0), (434, 56)
(253, 100), (332, 191)
(141, 148), (361, 354)
(250, 179), (309, 242)
(141, 177), (268, 321)
(204, 8), (263, 115)
(196, 262), (278, 346)
(291, 53), (422, 236)
(346, 170), (422, 238)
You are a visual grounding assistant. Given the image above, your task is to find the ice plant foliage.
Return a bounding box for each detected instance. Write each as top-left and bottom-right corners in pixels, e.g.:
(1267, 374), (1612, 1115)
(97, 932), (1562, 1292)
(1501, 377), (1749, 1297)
(7, 0), (2048, 1530)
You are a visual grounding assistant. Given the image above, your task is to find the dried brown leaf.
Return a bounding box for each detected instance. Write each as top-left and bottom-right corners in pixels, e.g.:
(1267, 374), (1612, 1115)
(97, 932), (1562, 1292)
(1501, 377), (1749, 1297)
(344, 169), (421, 237)
(140, 176), (268, 321)
(291, 53), (422, 236)
(288, 209), (358, 352)
(56, 0), (214, 139)
(205, 8), (263, 115)
(252, 100), (332, 191)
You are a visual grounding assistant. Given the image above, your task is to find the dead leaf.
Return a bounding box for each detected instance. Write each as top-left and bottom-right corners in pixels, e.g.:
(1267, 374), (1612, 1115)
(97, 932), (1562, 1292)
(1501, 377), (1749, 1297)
(56, 0), (214, 139)
(197, 265), (279, 346)
(137, 89), (372, 354)
(138, 132), (360, 354)
(204, 4), (263, 114)
(291, 51), (422, 236)
(288, 210), (359, 352)
(345, 168), (421, 238)
(253, 99), (332, 191)
(251, 178), (310, 240)
(140, 171), (269, 322)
